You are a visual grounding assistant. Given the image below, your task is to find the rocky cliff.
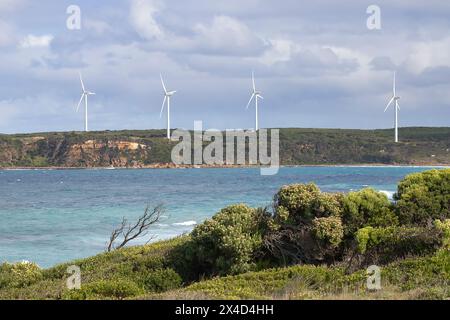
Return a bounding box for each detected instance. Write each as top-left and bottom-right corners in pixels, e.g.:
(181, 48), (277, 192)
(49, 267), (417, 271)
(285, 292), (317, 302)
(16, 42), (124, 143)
(0, 127), (449, 168)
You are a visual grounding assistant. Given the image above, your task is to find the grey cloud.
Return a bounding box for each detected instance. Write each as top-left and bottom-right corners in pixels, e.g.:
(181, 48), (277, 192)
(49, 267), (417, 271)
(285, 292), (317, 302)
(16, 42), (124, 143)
(0, 0), (449, 133)
(370, 56), (397, 71)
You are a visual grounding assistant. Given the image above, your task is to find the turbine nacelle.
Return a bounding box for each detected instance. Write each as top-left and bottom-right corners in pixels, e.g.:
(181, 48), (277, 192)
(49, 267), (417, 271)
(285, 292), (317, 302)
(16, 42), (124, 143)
(165, 90), (176, 97)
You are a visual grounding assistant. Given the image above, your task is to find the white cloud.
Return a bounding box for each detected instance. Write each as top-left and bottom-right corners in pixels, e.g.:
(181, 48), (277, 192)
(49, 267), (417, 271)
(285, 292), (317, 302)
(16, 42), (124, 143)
(404, 37), (450, 74)
(259, 39), (294, 65)
(193, 15), (264, 54)
(20, 34), (54, 48)
(129, 0), (164, 40)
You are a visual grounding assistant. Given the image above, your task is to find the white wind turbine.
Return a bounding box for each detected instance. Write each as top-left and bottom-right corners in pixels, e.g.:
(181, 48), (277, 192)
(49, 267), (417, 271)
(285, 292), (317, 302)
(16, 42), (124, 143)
(245, 71), (263, 131)
(159, 74), (177, 140)
(76, 72), (95, 132)
(384, 72), (401, 143)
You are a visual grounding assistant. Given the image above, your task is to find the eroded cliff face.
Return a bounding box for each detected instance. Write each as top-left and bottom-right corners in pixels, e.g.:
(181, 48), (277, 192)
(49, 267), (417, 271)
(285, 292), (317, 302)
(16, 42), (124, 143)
(65, 140), (150, 167)
(0, 135), (156, 167)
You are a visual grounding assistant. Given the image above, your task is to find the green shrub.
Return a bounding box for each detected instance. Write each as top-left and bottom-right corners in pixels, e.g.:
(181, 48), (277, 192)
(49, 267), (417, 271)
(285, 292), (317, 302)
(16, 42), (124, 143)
(0, 261), (43, 289)
(435, 219), (450, 249)
(265, 184), (345, 265)
(140, 268), (182, 292)
(394, 169), (450, 225)
(383, 249), (450, 292)
(312, 216), (344, 248)
(273, 183), (342, 224)
(184, 204), (267, 276)
(63, 279), (143, 300)
(355, 226), (442, 262)
(342, 188), (398, 236)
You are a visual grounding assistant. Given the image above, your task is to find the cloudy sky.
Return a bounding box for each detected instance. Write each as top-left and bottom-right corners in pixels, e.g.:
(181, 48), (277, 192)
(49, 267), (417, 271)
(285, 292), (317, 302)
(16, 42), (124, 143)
(0, 0), (449, 133)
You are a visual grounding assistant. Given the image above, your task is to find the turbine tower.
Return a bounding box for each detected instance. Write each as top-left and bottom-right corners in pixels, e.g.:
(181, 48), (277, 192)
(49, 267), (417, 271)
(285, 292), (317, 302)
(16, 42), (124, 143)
(384, 72), (401, 143)
(76, 72), (95, 132)
(245, 71), (263, 131)
(160, 74), (177, 140)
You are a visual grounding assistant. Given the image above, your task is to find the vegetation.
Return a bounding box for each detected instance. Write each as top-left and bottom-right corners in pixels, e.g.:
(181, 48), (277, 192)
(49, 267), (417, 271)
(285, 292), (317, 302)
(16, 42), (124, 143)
(342, 188), (398, 236)
(394, 169), (450, 225)
(177, 204), (268, 277)
(0, 127), (449, 167)
(0, 168), (449, 300)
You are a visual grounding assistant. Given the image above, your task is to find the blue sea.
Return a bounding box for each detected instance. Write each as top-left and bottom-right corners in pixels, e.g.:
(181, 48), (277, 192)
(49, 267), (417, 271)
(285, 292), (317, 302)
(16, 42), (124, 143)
(0, 166), (446, 268)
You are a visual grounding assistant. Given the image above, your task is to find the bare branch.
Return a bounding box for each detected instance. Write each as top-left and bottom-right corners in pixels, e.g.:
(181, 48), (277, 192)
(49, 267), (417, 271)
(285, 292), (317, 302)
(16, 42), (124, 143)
(106, 204), (164, 252)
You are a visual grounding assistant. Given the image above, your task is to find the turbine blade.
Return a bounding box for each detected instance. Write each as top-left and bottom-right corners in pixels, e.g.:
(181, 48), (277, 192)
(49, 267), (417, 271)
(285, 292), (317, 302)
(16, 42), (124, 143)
(396, 101), (400, 111)
(384, 96), (394, 112)
(76, 94), (84, 112)
(257, 94), (264, 100)
(160, 73), (167, 94)
(246, 93), (255, 109)
(160, 96), (167, 118)
(252, 71), (256, 92)
(79, 72), (85, 92)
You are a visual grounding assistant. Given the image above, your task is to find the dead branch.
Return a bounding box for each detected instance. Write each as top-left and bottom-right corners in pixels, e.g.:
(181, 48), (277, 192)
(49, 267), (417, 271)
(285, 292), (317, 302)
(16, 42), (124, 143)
(107, 204), (164, 252)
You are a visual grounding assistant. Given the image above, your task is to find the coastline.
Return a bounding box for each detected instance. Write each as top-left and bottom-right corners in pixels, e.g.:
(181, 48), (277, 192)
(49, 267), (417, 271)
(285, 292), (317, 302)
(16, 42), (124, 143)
(1, 162), (449, 170)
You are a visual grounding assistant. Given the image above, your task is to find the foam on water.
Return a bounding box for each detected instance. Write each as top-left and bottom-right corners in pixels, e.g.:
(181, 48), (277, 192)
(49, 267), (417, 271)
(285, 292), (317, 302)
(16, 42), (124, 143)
(379, 190), (395, 200)
(173, 221), (197, 226)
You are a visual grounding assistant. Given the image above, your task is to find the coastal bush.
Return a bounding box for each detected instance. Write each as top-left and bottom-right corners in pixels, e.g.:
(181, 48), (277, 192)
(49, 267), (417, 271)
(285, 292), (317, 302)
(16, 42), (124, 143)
(264, 184), (345, 265)
(273, 184), (342, 225)
(139, 268), (182, 292)
(355, 225), (442, 264)
(435, 219), (450, 249)
(312, 216), (344, 248)
(394, 169), (450, 225)
(63, 279), (143, 300)
(182, 204), (268, 277)
(0, 261), (43, 289)
(382, 249), (450, 294)
(342, 188), (398, 236)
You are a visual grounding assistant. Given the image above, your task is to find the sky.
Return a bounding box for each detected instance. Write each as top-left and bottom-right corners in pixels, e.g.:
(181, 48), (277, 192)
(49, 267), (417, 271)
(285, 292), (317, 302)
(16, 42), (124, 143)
(0, 0), (449, 134)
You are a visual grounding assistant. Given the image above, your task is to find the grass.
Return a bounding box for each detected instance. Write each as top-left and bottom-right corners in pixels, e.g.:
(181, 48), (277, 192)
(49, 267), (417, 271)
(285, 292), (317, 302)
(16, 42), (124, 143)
(0, 237), (188, 300)
(145, 249), (450, 300)
(0, 235), (448, 300)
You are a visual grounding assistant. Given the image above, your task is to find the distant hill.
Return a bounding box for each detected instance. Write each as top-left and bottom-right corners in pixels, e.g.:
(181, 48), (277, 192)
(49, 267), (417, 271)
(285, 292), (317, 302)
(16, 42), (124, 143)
(0, 127), (449, 168)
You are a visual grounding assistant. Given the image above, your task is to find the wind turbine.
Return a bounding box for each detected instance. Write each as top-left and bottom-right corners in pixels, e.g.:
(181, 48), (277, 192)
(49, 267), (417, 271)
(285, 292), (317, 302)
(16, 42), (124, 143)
(245, 71), (263, 131)
(159, 74), (176, 140)
(76, 72), (95, 132)
(384, 72), (401, 143)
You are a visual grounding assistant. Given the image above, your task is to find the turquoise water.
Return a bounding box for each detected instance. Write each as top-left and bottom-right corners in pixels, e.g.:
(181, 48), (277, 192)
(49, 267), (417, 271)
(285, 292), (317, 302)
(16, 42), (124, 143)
(0, 166), (446, 267)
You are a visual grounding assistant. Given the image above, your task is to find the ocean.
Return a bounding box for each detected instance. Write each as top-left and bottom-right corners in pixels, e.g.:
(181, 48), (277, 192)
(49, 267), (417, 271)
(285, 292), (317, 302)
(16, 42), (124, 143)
(0, 166), (446, 267)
